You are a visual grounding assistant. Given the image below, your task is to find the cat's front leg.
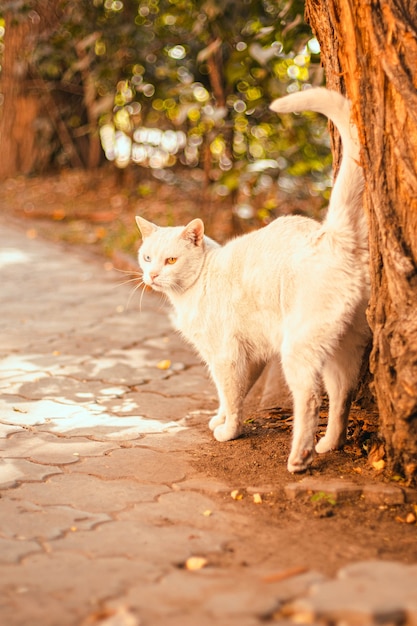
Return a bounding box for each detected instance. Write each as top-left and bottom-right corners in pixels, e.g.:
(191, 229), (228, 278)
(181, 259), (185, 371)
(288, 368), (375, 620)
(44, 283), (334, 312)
(208, 408), (226, 431)
(213, 418), (242, 442)
(208, 361), (244, 442)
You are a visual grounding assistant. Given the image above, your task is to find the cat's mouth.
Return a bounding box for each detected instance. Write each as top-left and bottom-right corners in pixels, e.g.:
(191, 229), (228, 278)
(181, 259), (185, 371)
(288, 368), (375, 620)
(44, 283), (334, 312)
(147, 278), (163, 291)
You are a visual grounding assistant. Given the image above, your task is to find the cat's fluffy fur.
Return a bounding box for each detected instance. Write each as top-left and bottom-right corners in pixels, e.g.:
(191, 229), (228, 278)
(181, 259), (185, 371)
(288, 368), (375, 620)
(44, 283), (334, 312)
(136, 88), (370, 472)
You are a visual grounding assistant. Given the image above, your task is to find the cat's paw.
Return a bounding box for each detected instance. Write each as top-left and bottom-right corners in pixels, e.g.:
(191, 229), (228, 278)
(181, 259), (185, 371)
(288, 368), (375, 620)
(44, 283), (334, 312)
(315, 436), (333, 454)
(287, 448), (315, 473)
(209, 413), (225, 431)
(213, 423), (242, 442)
(315, 435), (346, 454)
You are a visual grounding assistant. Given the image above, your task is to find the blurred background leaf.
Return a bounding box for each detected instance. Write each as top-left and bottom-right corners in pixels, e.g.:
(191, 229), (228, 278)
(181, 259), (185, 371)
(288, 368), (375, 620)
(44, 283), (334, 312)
(0, 0), (332, 231)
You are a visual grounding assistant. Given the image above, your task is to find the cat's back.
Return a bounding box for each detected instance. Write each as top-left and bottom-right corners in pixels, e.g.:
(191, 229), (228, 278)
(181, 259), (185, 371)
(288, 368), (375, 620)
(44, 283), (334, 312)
(195, 214), (321, 314)
(212, 214), (320, 271)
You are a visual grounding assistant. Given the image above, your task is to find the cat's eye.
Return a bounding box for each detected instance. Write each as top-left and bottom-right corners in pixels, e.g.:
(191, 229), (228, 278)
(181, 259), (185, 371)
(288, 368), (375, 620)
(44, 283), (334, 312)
(166, 257), (177, 265)
(143, 254), (151, 262)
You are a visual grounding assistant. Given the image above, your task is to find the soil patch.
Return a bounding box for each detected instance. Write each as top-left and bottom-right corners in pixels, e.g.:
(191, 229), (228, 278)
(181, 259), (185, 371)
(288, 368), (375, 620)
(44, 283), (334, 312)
(191, 403), (417, 576)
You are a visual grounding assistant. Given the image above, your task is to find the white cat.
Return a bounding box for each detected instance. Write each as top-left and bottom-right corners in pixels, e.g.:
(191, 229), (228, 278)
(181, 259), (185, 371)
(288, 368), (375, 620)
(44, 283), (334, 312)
(136, 88), (370, 472)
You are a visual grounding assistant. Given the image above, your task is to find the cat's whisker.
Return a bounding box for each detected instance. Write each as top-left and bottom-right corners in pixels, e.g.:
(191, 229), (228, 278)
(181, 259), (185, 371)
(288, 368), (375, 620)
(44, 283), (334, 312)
(111, 267), (143, 287)
(126, 279), (146, 310)
(113, 276), (143, 289)
(139, 283), (149, 312)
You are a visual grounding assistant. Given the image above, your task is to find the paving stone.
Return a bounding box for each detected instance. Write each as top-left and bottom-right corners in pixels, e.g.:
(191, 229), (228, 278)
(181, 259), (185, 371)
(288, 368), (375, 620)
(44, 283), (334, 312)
(142, 614), (261, 626)
(1, 552), (157, 626)
(50, 519), (227, 564)
(172, 476), (232, 494)
(404, 487), (417, 503)
(0, 457), (62, 488)
(285, 477), (363, 501)
(141, 365), (217, 399)
(139, 426), (210, 451)
(261, 569), (328, 604)
(71, 446), (190, 483)
(0, 422), (25, 438)
(0, 353), (50, 376)
(79, 607), (140, 626)
(0, 536), (42, 564)
(104, 390), (197, 421)
(0, 395), (185, 439)
(111, 569), (250, 622)
(284, 478), (405, 507)
(1, 431), (116, 464)
(6, 375), (132, 404)
(122, 568), (320, 623)
(246, 485), (276, 495)
(117, 490), (238, 533)
(71, 348), (174, 386)
(0, 396), (88, 427)
(0, 499), (111, 543)
(47, 407), (184, 439)
(13, 473), (170, 513)
(362, 483), (405, 505)
(94, 310), (172, 343)
(286, 560), (417, 625)
(202, 583), (281, 619)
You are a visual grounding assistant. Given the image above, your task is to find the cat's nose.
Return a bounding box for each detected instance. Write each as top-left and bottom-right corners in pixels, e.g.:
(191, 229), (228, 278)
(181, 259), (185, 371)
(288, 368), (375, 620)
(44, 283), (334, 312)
(150, 271), (159, 281)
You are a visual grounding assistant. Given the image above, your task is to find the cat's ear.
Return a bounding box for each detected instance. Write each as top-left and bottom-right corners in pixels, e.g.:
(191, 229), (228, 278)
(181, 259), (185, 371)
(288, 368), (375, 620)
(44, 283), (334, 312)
(181, 218), (205, 246)
(136, 216), (158, 239)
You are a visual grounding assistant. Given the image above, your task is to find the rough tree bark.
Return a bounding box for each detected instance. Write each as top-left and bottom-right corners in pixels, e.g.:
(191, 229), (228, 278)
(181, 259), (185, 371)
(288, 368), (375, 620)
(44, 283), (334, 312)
(0, 2), (83, 179)
(305, 0), (417, 483)
(0, 11), (41, 179)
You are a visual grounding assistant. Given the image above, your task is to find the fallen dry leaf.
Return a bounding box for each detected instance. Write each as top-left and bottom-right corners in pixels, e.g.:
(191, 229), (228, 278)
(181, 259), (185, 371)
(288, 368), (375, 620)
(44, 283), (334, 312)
(156, 359), (171, 370)
(372, 459), (386, 471)
(185, 556), (208, 571)
(263, 566), (309, 584)
(406, 513), (416, 524)
(80, 607), (139, 626)
(368, 441), (385, 468)
(231, 489), (243, 500)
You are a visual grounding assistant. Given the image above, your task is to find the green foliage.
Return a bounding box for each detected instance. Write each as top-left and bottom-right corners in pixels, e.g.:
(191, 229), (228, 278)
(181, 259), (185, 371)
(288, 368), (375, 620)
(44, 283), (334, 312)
(310, 491), (337, 506)
(1, 0), (332, 217)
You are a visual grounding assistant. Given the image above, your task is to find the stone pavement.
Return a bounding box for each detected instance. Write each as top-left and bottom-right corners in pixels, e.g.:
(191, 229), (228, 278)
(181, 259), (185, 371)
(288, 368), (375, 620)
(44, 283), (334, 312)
(1, 219), (417, 626)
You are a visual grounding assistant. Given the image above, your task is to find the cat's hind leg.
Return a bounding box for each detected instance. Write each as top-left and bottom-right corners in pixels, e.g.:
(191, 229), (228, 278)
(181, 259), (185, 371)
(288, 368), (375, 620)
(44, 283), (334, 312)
(316, 325), (368, 454)
(281, 347), (321, 472)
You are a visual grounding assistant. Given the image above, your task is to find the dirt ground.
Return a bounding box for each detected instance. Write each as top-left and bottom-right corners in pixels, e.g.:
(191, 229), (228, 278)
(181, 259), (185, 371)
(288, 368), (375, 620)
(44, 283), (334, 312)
(1, 167), (416, 576)
(191, 399), (417, 576)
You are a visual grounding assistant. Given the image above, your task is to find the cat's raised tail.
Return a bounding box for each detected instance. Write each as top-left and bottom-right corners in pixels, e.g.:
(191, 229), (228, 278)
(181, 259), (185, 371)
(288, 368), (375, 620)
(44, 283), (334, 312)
(270, 87), (365, 241)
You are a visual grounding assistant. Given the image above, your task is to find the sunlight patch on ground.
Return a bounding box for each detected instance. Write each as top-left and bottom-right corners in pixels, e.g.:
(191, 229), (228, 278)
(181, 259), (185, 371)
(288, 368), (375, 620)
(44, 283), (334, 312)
(0, 353), (186, 439)
(0, 397), (184, 438)
(0, 248), (32, 268)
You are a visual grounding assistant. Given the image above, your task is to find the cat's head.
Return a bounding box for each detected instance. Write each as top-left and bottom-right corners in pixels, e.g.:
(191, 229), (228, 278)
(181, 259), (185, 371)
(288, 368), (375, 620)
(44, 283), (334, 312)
(136, 216), (207, 294)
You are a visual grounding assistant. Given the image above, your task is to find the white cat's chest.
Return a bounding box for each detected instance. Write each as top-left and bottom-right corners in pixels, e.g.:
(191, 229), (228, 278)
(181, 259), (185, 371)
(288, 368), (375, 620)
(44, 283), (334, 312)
(169, 288), (205, 341)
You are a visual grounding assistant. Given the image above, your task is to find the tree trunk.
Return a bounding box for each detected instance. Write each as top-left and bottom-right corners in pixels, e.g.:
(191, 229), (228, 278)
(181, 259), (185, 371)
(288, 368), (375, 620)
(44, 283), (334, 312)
(305, 0), (417, 483)
(0, 12), (40, 179)
(0, 2), (67, 179)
